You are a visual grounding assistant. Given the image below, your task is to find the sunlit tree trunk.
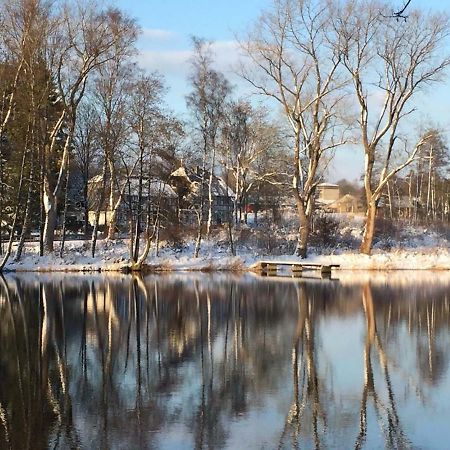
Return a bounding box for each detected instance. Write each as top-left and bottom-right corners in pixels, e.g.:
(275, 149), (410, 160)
(91, 159), (108, 258)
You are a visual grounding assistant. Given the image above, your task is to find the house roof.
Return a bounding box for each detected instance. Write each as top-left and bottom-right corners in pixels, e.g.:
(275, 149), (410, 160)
(317, 183), (339, 188)
(316, 199), (337, 206)
(88, 174), (177, 198)
(127, 178), (177, 198)
(336, 194), (358, 203)
(170, 166), (190, 180)
(170, 165), (235, 198)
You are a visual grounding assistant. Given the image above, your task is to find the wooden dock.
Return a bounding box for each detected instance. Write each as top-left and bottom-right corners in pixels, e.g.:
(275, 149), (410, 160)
(251, 260), (340, 278)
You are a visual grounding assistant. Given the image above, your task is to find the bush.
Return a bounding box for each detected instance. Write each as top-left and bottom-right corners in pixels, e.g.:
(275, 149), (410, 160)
(160, 225), (192, 250)
(311, 213), (340, 247)
(373, 217), (400, 249)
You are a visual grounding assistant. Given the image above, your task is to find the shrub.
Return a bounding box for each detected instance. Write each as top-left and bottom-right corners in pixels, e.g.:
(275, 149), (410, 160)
(311, 213), (340, 247)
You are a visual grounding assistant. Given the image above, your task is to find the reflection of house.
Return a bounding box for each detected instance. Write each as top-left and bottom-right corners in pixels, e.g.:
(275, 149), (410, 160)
(169, 166), (234, 225)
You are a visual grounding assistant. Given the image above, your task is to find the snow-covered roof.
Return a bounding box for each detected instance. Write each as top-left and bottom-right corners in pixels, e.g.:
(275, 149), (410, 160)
(317, 183), (339, 188)
(88, 174), (177, 198)
(317, 199), (337, 205)
(170, 165), (235, 198)
(170, 166), (190, 180)
(125, 178), (177, 198)
(214, 176), (235, 197)
(336, 194), (358, 203)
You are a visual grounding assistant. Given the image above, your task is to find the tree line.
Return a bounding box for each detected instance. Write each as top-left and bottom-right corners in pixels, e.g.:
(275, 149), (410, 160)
(0, 0), (449, 271)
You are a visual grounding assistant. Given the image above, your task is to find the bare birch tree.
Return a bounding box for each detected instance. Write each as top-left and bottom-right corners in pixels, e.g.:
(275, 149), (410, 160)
(336, 0), (450, 254)
(127, 73), (165, 266)
(42, 1), (137, 252)
(241, 0), (347, 258)
(221, 101), (284, 226)
(73, 103), (100, 236)
(0, 0), (51, 269)
(186, 37), (231, 257)
(93, 57), (137, 240)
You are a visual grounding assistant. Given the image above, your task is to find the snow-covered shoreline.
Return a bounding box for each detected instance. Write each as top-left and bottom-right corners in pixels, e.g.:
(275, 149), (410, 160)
(3, 238), (449, 272)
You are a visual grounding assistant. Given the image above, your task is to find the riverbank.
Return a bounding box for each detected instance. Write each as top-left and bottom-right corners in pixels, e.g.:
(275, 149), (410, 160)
(2, 237), (449, 272)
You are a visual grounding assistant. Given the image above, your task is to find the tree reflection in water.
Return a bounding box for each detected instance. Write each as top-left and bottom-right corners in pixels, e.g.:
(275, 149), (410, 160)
(279, 283), (326, 450)
(0, 273), (449, 449)
(355, 283), (408, 449)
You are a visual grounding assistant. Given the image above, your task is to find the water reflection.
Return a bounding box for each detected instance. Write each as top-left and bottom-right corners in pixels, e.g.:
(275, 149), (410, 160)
(0, 273), (449, 449)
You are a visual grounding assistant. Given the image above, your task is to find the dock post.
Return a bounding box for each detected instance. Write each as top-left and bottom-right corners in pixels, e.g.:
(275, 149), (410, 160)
(291, 264), (303, 278)
(260, 262), (268, 276)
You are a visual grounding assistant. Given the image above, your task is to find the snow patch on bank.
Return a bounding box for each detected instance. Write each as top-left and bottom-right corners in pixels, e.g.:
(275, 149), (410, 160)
(247, 248), (450, 270)
(3, 235), (449, 272)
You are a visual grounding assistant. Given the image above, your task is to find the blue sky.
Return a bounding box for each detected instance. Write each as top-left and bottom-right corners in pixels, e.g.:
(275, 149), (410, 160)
(114, 0), (272, 40)
(114, 0), (450, 182)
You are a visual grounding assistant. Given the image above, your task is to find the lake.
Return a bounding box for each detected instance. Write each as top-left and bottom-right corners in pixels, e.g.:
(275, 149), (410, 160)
(0, 272), (449, 449)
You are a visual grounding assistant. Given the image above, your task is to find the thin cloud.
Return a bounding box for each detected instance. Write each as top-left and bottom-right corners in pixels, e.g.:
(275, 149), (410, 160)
(141, 28), (178, 42)
(136, 40), (244, 76)
(136, 49), (192, 75)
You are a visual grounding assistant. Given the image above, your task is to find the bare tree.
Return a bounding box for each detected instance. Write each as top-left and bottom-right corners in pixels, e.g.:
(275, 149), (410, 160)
(336, 0), (450, 254)
(0, 0), (51, 269)
(93, 57), (137, 240)
(186, 37), (231, 257)
(73, 103), (100, 236)
(42, 1), (137, 252)
(241, 0), (347, 258)
(127, 73), (165, 266)
(221, 101), (284, 226)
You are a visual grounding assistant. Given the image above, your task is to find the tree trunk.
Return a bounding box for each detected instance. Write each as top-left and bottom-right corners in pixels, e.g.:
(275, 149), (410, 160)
(206, 146), (216, 239)
(135, 180), (162, 269)
(83, 174), (90, 238)
(295, 200), (310, 259)
(15, 154), (35, 262)
(132, 145), (144, 264)
(39, 153), (45, 257)
(108, 159), (139, 240)
(194, 210), (203, 258)
(91, 160), (108, 258)
(194, 145), (207, 258)
(426, 144), (433, 220)
(360, 201), (377, 255)
(228, 220), (235, 256)
(42, 111), (68, 253)
(0, 143), (4, 255)
(43, 182), (57, 253)
(107, 159), (117, 239)
(234, 163), (240, 226)
(387, 181), (393, 220)
(155, 224), (160, 257)
(59, 164), (71, 257)
(107, 209), (118, 240)
(107, 184), (129, 240)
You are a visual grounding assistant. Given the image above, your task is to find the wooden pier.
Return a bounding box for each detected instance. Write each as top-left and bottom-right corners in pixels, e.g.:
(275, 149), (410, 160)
(251, 260), (340, 278)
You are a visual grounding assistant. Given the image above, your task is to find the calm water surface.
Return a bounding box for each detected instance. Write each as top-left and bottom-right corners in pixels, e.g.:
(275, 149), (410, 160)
(0, 272), (450, 449)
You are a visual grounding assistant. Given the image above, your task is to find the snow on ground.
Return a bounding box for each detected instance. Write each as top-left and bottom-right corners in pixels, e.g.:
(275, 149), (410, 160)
(3, 231), (449, 272)
(4, 238), (245, 273)
(249, 248), (450, 270)
(3, 213), (449, 272)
